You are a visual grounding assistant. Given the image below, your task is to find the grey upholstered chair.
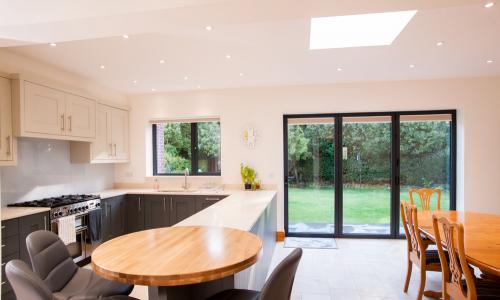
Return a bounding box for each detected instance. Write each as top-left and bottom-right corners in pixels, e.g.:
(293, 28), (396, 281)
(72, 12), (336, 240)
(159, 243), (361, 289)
(5, 259), (138, 300)
(208, 248), (303, 300)
(25, 230), (133, 300)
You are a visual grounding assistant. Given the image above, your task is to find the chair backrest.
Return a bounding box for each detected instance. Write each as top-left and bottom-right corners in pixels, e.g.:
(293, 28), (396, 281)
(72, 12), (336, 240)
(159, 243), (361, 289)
(400, 201), (426, 264)
(5, 259), (53, 300)
(409, 188), (441, 211)
(432, 215), (476, 300)
(26, 230), (78, 292)
(260, 248), (303, 300)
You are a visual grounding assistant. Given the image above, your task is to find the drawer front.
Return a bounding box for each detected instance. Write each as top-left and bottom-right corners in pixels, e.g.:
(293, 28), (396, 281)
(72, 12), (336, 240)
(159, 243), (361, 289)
(1, 235), (19, 257)
(198, 195), (226, 202)
(1, 219), (19, 238)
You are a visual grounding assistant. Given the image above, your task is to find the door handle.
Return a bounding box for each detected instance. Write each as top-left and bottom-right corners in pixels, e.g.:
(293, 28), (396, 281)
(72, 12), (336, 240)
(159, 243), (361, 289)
(163, 197), (166, 212)
(61, 115), (65, 131)
(6, 135), (11, 155)
(205, 197), (220, 201)
(138, 197), (141, 212)
(68, 115), (72, 132)
(170, 197), (173, 211)
(43, 215), (47, 230)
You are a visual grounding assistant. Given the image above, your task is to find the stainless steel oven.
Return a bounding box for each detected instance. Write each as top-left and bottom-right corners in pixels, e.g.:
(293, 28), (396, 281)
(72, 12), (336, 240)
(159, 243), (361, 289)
(50, 214), (88, 263)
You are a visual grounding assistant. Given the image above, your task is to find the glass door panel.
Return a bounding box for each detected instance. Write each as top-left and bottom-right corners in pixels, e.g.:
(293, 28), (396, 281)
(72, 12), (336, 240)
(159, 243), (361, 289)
(287, 117), (335, 235)
(342, 116), (392, 235)
(399, 114), (452, 232)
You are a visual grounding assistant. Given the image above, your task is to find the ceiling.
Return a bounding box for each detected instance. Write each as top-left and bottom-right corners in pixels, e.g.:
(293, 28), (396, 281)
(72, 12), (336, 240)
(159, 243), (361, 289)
(1, 0), (499, 93)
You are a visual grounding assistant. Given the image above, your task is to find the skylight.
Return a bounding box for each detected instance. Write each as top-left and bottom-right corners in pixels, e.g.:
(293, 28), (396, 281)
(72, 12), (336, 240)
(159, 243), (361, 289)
(309, 10), (417, 50)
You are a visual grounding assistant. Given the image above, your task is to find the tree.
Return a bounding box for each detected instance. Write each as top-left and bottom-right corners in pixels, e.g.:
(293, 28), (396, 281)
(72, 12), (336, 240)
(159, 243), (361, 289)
(288, 126), (311, 184)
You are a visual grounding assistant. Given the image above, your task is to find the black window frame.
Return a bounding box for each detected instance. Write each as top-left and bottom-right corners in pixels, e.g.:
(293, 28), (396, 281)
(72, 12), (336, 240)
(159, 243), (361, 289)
(152, 122), (221, 176)
(283, 109), (457, 239)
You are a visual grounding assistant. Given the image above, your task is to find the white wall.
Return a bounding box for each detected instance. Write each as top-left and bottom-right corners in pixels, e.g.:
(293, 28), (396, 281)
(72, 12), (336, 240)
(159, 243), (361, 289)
(116, 76), (500, 230)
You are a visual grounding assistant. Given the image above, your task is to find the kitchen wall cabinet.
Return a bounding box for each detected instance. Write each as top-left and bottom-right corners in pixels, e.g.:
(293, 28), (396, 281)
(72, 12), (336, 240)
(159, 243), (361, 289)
(0, 75), (16, 166)
(1, 212), (49, 300)
(101, 195), (126, 242)
(125, 195), (145, 233)
(144, 195), (170, 229)
(12, 77), (96, 142)
(70, 103), (129, 164)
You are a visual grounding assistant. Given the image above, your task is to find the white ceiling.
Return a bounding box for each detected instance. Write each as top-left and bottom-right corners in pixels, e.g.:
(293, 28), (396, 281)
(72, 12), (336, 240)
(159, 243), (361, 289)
(1, 0), (499, 93)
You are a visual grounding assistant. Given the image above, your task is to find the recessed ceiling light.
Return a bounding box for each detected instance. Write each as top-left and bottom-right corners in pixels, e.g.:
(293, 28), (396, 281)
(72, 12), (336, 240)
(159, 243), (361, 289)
(151, 88), (156, 92)
(184, 76), (189, 80)
(484, 2), (495, 8)
(436, 41), (444, 47)
(133, 80), (137, 84)
(122, 34), (129, 39)
(197, 85), (201, 89)
(205, 25), (213, 31)
(409, 64), (415, 68)
(239, 72), (244, 76)
(225, 54), (232, 59)
(486, 59), (494, 64)
(100, 65), (105, 69)
(337, 67), (343, 71)
(49, 43), (57, 47)
(160, 59), (165, 64)
(309, 10), (417, 49)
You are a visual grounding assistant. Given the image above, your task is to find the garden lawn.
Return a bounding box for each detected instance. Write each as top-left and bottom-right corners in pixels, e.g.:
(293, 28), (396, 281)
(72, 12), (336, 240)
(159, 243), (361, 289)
(288, 187), (450, 225)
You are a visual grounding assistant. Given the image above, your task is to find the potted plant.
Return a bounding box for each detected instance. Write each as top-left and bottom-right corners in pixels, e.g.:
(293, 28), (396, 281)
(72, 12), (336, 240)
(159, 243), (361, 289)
(240, 163), (257, 190)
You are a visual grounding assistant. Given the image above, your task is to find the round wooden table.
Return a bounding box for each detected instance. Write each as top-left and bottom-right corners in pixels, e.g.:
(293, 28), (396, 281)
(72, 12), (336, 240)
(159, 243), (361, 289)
(92, 226), (262, 300)
(417, 211), (500, 277)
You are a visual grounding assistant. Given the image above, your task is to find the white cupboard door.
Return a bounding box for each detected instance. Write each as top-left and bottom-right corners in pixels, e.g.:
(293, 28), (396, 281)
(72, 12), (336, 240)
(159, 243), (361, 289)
(65, 94), (96, 138)
(111, 108), (129, 160)
(24, 82), (65, 136)
(0, 76), (12, 161)
(92, 104), (112, 161)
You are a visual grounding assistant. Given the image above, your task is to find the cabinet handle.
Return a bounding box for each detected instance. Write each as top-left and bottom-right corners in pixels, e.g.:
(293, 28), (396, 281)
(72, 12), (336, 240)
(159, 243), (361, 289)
(114, 144), (117, 156)
(6, 135), (11, 155)
(1, 281), (5, 285)
(1, 225), (5, 229)
(205, 197), (220, 201)
(43, 216), (47, 230)
(138, 197), (141, 212)
(1, 262), (5, 266)
(61, 115), (65, 131)
(68, 115), (72, 132)
(163, 197), (166, 212)
(1, 244), (5, 248)
(170, 197), (173, 211)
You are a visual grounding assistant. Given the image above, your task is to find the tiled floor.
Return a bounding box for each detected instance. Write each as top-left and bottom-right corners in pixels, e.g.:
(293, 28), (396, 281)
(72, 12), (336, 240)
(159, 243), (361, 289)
(124, 239), (442, 300)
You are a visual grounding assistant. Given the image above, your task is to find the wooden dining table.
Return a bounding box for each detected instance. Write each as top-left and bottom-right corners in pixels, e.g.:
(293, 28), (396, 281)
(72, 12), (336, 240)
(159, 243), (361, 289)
(91, 226), (263, 300)
(417, 210), (500, 277)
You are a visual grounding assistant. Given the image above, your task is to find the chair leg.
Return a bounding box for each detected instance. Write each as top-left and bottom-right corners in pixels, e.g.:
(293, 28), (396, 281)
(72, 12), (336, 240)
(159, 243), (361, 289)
(403, 259), (412, 293)
(417, 267), (426, 300)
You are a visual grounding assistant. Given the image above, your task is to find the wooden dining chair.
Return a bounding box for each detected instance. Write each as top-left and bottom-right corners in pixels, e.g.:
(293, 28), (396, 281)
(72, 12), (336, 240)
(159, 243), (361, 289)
(400, 201), (442, 300)
(409, 188), (442, 211)
(432, 215), (500, 300)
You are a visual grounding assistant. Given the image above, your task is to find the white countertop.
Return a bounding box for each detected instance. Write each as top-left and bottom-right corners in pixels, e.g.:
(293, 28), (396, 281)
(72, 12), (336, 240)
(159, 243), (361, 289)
(175, 190), (276, 231)
(1, 207), (51, 221)
(2, 189), (276, 231)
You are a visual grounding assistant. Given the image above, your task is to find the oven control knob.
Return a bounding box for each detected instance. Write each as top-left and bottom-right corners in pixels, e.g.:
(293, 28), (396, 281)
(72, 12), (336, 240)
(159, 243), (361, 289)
(85, 206), (89, 209)
(79, 207), (83, 211)
(69, 209), (73, 213)
(58, 212), (63, 216)
(96, 203), (100, 207)
(53, 212), (58, 217)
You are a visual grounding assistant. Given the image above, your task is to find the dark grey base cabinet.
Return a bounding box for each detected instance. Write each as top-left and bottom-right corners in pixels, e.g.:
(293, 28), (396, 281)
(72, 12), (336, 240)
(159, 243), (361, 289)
(1, 212), (49, 300)
(144, 195), (170, 229)
(195, 195), (226, 212)
(101, 195), (126, 242)
(126, 194), (145, 233)
(170, 196), (196, 225)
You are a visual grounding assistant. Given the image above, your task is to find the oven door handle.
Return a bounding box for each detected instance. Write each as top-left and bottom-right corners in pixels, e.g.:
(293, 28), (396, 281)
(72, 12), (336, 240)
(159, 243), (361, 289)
(75, 226), (88, 234)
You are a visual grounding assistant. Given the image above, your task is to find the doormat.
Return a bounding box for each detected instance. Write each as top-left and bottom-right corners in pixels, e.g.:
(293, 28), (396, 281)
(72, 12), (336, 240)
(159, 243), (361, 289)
(284, 237), (338, 249)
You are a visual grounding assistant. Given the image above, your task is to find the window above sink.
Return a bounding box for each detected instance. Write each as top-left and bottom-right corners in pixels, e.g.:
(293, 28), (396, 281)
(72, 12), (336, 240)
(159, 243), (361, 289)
(152, 118), (221, 176)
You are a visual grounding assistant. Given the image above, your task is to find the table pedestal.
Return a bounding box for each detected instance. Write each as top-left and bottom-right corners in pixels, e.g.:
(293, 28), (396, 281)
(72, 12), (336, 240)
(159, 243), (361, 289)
(148, 276), (234, 300)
